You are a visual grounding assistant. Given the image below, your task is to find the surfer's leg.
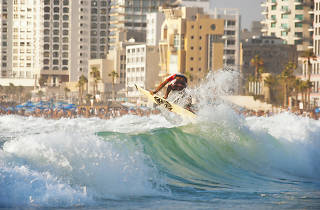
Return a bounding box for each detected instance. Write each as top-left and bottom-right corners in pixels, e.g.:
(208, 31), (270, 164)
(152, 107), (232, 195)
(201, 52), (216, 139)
(164, 85), (173, 99)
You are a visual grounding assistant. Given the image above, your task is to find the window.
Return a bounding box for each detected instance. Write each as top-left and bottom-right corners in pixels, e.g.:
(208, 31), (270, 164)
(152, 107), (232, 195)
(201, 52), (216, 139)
(53, 60), (59, 65)
(271, 5), (276, 10)
(296, 5), (303, 10)
(63, 15), (69, 21)
(62, 60), (68, 65)
(44, 7), (50, 12)
(63, 22), (68, 28)
(295, 22), (303, 27)
(53, 37), (59, 42)
(53, 44), (59, 50)
(53, 14), (59, 20)
(54, 0), (59, 5)
(43, 59), (49, 64)
(271, 23), (276, 28)
(63, 7), (69, 13)
(295, 14), (303, 21)
(63, 0), (69, 5)
(53, 52), (59, 57)
(54, 7), (59, 13)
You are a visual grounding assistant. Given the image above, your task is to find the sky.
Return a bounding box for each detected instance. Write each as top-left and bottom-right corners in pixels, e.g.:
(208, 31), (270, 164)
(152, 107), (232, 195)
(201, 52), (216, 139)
(211, 0), (263, 29)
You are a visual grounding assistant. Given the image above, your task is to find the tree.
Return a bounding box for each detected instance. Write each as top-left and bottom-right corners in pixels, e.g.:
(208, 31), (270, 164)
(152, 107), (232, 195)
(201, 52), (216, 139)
(17, 86), (24, 103)
(108, 70), (119, 101)
(37, 90), (44, 101)
(301, 49), (316, 81)
(250, 55), (264, 80)
(292, 78), (303, 109)
(38, 75), (47, 87)
(264, 75), (277, 103)
(279, 62), (296, 108)
(77, 75), (88, 105)
(90, 66), (101, 99)
(64, 87), (70, 100)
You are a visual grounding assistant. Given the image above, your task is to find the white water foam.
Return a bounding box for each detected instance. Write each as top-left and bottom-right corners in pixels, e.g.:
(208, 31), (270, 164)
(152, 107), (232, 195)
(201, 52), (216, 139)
(0, 114), (171, 207)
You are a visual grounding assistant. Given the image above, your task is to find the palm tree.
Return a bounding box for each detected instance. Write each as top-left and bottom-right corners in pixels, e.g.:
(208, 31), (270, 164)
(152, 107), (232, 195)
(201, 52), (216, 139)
(38, 75), (47, 88)
(64, 87), (70, 100)
(301, 49), (316, 80)
(279, 62), (296, 108)
(264, 75), (277, 103)
(37, 90), (44, 101)
(90, 66), (101, 99)
(250, 55), (264, 80)
(17, 86), (24, 103)
(301, 50), (316, 109)
(108, 70), (119, 101)
(293, 78), (303, 109)
(77, 75), (88, 105)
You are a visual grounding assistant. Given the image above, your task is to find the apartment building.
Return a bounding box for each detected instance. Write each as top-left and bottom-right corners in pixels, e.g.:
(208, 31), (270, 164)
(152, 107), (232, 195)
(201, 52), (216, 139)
(180, 0), (211, 13)
(0, 0), (9, 78)
(126, 44), (160, 104)
(159, 6), (225, 86)
(108, 0), (175, 51)
(211, 8), (241, 70)
(261, 0), (314, 52)
(0, 0), (43, 87)
(146, 12), (165, 46)
(42, 0), (110, 85)
(299, 0), (320, 106)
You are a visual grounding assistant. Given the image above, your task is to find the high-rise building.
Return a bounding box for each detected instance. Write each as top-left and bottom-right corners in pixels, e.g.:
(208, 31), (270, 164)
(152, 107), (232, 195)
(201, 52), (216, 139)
(0, 0), (111, 87)
(180, 0), (211, 13)
(261, 0), (314, 52)
(146, 12), (165, 46)
(0, 0), (43, 86)
(43, 0), (111, 85)
(211, 8), (241, 70)
(0, 0), (9, 78)
(108, 0), (174, 51)
(159, 6), (225, 86)
(299, 0), (320, 106)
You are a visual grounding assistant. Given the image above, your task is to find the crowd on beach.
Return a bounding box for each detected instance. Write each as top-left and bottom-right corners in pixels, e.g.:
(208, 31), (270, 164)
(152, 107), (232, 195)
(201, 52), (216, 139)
(0, 101), (160, 119)
(1, 101), (319, 120)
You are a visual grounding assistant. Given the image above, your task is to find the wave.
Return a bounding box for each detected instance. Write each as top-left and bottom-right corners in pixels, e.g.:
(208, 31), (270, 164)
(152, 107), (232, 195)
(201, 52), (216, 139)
(0, 71), (319, 208)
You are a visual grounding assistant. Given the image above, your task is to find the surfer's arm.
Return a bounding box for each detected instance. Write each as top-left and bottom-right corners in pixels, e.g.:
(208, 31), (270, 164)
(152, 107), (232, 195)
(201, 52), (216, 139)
(151, 74), (176, 95)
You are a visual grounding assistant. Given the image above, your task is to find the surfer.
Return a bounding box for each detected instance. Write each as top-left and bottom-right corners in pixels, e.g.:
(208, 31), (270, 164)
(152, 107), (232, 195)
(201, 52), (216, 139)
(150, 74), (194, 112)
(150, 74), (188, 99)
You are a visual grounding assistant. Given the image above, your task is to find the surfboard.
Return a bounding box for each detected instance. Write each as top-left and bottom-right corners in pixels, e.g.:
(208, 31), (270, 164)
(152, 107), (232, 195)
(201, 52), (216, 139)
(135, 84), (197, 119)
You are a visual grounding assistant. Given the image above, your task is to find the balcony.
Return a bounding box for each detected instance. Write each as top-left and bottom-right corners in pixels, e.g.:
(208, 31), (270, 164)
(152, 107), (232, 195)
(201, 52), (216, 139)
(308, 26), (314, 32)
(281, 9), (291, 14)
(294, 0), (303, 5)
(294, 18), (303, 23)
(262, 10), (268, 15)
(261, 2), (267, 7)
(280, 27), (290, 32)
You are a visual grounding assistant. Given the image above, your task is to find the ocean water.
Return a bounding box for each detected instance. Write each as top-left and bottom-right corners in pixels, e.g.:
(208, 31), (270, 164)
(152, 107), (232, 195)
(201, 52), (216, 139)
(0, 71), (320, 209)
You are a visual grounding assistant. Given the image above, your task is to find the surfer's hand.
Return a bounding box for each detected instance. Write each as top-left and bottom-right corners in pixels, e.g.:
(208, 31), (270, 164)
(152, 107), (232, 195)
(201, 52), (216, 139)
(150, 91), (155, 95)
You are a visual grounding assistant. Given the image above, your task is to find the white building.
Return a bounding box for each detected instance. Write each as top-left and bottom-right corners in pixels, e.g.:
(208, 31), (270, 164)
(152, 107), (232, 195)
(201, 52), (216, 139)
(261, 0), (313, 52)
(126, 44), (160, 104)
(211, 8), (241, 70)
(0, 0), (42, 86)
(146, 12), (165, 46)
(180, 0), (211, 13)
(300, 0), (320, 106)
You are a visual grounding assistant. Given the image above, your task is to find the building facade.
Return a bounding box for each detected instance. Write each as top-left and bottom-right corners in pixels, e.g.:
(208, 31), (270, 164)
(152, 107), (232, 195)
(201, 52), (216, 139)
(261, 0), (314, 52)
(241, 36), (298, 76)
(299, 0), (320, 106)
(108, 0), (175, 51)
(211, 8), (241, 70)
(159, 6), (225, 86)
(0, 0), (43, 86)
(146, 12), (165, 46)
(126, 44), (160, 104)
